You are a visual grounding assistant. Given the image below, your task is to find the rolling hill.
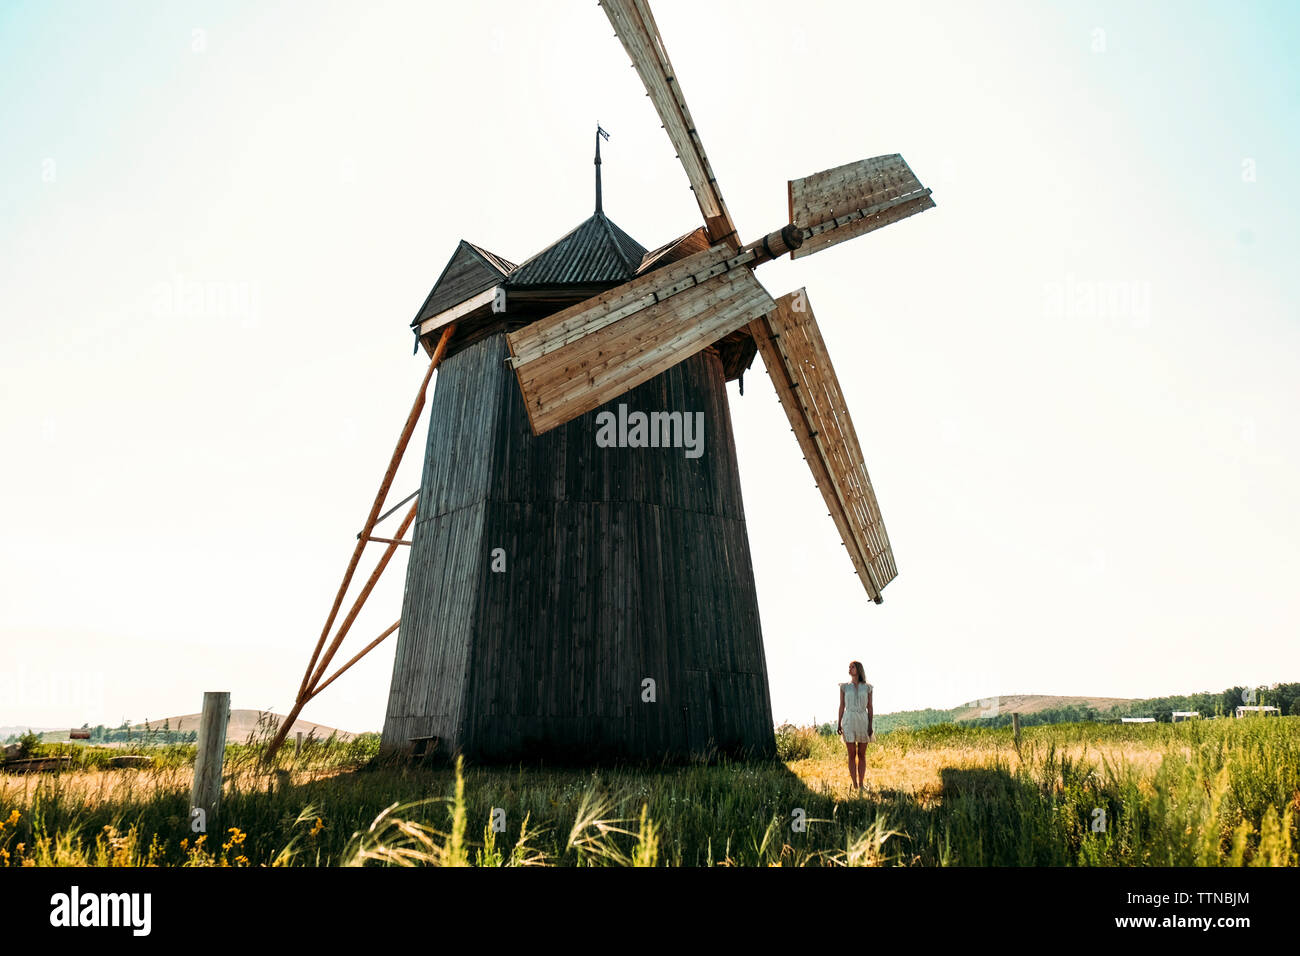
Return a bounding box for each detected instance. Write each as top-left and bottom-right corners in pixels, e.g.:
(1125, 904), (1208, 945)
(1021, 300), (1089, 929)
(949, 694), (1139, 721)
(29, 710), (359, 744)
(130, 709), (358, 742)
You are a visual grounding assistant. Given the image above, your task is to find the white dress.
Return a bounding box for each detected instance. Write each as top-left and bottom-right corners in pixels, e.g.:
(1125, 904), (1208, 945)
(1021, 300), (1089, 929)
(840, 682), (874, 743)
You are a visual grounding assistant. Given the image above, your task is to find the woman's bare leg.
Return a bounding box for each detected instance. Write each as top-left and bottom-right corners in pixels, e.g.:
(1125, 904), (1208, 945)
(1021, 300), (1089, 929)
(855, 742), (867, 786)
(846, 740), (859, 788)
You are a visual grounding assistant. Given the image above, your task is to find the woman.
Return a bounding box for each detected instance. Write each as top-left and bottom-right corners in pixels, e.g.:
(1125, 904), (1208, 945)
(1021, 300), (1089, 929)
(837, 661), (874, 793)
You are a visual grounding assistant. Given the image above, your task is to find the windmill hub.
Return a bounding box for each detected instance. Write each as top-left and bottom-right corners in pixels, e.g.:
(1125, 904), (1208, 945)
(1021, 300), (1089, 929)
(754, 224), (804, 262)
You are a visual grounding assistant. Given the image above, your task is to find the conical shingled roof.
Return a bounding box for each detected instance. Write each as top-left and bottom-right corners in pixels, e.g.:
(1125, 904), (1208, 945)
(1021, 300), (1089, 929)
(506, 211), (647, 287)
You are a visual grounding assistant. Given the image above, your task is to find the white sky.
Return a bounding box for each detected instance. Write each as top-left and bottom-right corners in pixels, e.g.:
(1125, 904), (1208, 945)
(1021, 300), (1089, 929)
(2, 0), (1297, 732)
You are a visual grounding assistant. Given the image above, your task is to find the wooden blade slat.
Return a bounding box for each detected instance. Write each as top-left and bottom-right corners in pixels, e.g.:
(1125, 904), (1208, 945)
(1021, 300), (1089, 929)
(790, 155), (919, 223)
(601, 0), (739, 248)
(797, 192), (936, 261)
(508, 243), (736, 369)
(514, 264), (745, 391)
(509, 265), (775, 435)
(751, 290), (897, 602)
(789, 154), (935, 260)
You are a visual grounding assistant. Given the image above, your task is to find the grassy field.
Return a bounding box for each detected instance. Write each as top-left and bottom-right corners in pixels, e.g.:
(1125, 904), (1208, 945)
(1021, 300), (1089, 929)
(1, 718), (1296, 866)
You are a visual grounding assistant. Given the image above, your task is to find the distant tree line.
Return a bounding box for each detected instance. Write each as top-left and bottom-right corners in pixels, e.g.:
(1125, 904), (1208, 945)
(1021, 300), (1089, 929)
(858, 682), (1300, 735)
(88, 720), (199, 745)
(866, 708), (959, 736)
(1, 721), (200, 746)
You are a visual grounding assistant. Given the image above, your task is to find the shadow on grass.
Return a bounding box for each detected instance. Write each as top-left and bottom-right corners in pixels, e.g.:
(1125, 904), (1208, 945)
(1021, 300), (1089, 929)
(13, 720), (1299, 865)
(0, 738), (1108, 866)
(207, 744), (1086, 866)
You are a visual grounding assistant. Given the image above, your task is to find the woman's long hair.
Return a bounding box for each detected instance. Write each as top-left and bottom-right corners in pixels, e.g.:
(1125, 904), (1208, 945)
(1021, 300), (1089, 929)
(849, 661), (866, 684)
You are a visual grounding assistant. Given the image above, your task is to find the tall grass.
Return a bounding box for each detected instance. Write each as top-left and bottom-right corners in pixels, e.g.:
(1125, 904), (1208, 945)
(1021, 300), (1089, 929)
(2, 718), (1296, 866)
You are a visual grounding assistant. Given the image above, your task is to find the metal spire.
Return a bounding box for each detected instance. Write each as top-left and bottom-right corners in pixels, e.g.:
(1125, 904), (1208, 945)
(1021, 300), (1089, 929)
(595, 124), (610, 214)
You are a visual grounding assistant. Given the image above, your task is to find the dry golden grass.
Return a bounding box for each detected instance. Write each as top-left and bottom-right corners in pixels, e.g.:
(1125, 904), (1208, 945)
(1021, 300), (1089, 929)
(3, 720), (1294, 866)
(789, 740), (1183, 805)
(0, 764), (352, 805)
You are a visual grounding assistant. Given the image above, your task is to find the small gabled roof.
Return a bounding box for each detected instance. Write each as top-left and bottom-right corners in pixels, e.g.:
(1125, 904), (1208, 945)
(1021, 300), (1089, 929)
(466, 241), (516, 278)
(636, 226), (711, 276)
(412, 240), (517, 327)
(506, 211), (647, 287)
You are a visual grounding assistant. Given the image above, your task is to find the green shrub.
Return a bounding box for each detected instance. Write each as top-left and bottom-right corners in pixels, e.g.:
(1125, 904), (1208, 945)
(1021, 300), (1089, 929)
(774, 723), (817, 761)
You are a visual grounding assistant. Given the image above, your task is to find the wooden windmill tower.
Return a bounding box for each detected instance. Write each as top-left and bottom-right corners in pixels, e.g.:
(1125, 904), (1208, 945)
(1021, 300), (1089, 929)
(265, 0), (934, 764)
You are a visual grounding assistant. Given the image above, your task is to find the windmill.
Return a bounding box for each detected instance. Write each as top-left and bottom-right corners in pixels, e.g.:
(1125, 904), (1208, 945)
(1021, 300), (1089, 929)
(264, 0), (934, 764)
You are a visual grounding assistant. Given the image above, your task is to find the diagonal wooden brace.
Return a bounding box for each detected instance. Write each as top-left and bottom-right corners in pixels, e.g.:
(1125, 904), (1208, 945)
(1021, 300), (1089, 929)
(263, 326), (455, 764)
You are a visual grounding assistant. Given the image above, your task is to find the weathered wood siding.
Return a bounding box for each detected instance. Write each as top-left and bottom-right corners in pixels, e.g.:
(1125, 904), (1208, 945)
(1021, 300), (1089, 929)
(381, 331), (774, 762)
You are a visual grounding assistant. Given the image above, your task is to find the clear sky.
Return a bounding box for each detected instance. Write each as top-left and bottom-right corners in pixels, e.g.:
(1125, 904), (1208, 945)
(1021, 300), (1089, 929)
(2, 0), (1297, 732)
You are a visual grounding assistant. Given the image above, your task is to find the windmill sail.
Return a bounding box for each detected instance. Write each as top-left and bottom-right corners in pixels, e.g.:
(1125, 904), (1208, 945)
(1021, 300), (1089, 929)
(751, 289), (897, 602)
(507, 243), (775, 435)
(789, 154), (934, 260)
(600, 0), (739, 249)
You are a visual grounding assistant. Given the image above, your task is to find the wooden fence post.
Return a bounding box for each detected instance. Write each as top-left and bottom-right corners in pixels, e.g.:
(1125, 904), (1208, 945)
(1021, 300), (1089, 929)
(190, 692), (230, 835)
(295, 731), (303, 756)
(1012, 712), (1021, 745)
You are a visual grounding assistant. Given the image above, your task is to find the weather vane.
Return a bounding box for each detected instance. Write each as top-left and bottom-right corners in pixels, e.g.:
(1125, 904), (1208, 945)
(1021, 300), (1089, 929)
(595, 124), (610, 212)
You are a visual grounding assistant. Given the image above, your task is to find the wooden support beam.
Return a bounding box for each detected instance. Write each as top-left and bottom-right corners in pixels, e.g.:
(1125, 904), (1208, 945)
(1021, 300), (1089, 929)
(265, 327), (454, 765)
(373, 488), (420, 525)
(296, 325), (453, 702)
(309, 620), (401, 700)
(266, 502), (418, 765)
(306, 501), (418, 695)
